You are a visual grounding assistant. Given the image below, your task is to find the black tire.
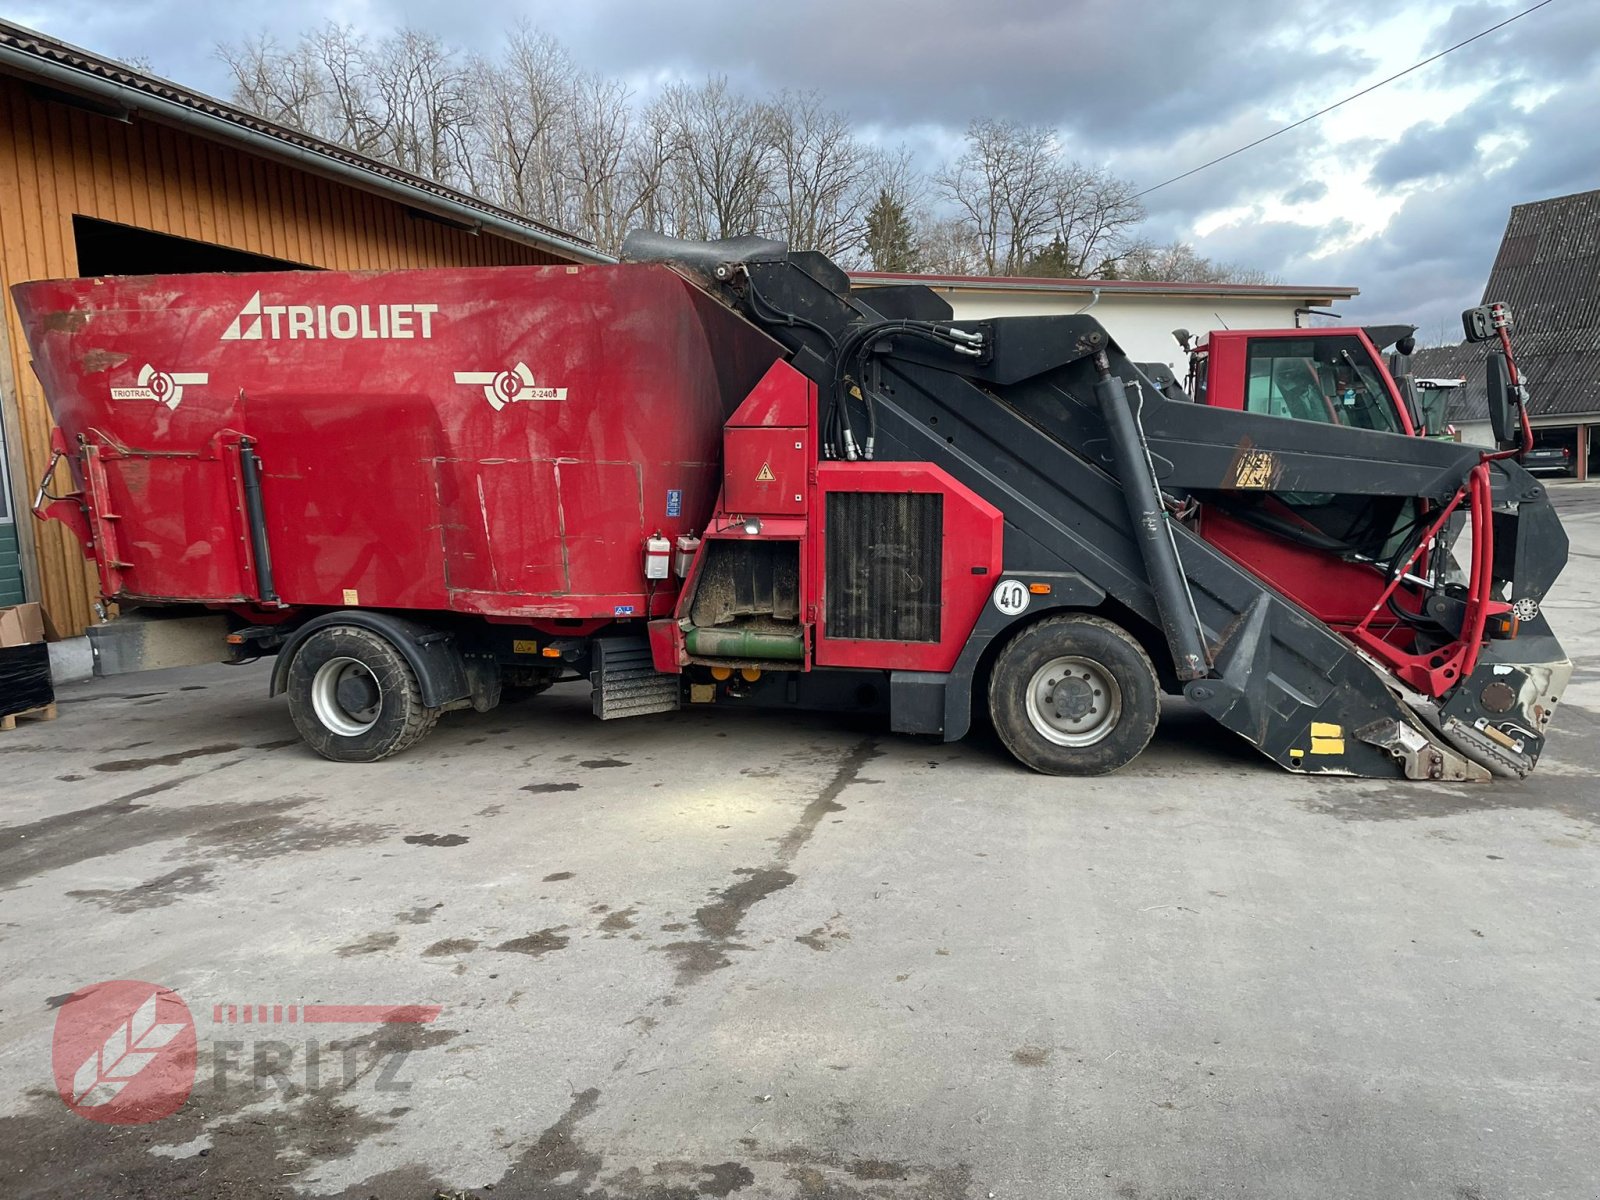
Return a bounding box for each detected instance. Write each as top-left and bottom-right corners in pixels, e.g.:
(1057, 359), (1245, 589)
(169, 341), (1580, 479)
(285, 625), (440, 762)
(987, 614), (1159, 776)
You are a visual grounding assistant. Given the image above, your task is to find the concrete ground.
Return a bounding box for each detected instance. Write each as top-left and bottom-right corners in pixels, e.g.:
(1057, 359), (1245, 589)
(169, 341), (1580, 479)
(2, 486), (1598, 1200)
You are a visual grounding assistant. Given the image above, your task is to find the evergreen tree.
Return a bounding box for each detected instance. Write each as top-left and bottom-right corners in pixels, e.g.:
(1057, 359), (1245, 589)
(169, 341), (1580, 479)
(864, 189), (918, 272)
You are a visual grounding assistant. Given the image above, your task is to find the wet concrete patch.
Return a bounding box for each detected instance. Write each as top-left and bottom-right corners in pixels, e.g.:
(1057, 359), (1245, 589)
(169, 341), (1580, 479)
(67, 864), (216, 912)
(494, 927), (570, 957)
(543, 871), (575, 882)
(0, 794), (311, 889)
(599, 907), (638, 934)
(522, 782), (582, 794)
(662, 739), (877, 984)
(0, 1039), (440, 1200)
(183, 808), (391, 862)
(421, 937), (479, 957)
(500, 1086), (603, 1191)
(698, 1160), (758, 1195)
(1011, 1045), (1053, 1067)
(93, 743), (242, 772)
(579, 758), (630, 769)
(1293, 772), (1600, 827)
(335, 931), (399, 957)
(696, 868), (796, 939)
(765, 1145), (971, 1199)
(402, 833), (469, 847)
(396, 903), (443, 924)
(795, 913), (850, 952)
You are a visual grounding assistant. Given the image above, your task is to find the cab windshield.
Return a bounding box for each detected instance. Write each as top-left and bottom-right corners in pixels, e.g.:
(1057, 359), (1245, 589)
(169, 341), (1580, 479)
(1244, 336), (1403, 434)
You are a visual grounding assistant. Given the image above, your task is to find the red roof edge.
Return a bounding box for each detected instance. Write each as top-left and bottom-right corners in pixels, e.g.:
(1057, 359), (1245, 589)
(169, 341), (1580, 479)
(848, 270), (1359, 299)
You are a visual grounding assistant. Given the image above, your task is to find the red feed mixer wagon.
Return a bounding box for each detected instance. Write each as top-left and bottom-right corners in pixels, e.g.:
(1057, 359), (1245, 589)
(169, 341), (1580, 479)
(13, 234), (1571, 779)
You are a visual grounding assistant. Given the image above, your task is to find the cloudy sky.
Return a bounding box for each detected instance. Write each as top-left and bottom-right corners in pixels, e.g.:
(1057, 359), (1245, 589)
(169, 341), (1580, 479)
(8, 0), (1596, 336)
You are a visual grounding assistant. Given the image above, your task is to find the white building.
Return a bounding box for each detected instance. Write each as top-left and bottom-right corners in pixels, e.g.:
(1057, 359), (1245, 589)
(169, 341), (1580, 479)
(848, 271), (1360, 376)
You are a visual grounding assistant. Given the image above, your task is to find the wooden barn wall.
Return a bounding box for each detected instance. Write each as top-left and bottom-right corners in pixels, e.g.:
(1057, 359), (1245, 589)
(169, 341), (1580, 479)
(0, 75), (576, 637)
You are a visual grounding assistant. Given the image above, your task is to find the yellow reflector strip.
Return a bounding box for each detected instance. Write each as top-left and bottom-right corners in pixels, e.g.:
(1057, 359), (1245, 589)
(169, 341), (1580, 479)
(541, 646), (562, 658)
(1310, 721), (1342, 739)
(1028, 582), (1052, 594)
(1310, 737), (1345, 755)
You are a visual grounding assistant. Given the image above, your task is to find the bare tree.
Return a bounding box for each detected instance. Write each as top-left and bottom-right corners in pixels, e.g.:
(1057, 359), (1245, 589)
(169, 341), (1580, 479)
(934, 119), (1060, 274)
(368, 30), (476, 186)
(934, 120), (1144, 277)
(475, 25), (578, 222)
(219, 21), (1174, 272)
(307, 25), (389, 157)
(567, 71), (644, 252)
(762, 91), (873, 258)
(1117, 238), (1277, 284)
(217, 32), (324, 133)
(914, 216), (986, 275)
(648, 78), (777, 240)
(1032, 163), (1144, 277)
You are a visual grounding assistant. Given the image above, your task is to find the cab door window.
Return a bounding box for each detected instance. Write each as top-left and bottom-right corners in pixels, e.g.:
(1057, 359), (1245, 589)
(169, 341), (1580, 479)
(1244, 336), (1401, 434)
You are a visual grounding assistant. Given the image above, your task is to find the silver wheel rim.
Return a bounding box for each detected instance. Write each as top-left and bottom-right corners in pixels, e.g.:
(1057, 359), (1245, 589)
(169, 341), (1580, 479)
(311, 656), (382, 737)
(1024, 655), (1122, 747)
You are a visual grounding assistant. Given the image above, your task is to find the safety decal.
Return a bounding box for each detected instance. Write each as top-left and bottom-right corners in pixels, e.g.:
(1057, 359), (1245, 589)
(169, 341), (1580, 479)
(1231, 448), (1279, 489)
(755, 462), (775, 481)
(614, 605), (635, 616)
(666, 489), (683, 517)
(110, 364), (207, 410)
(1309, 721), (1344, 755)
(453, 362), (568, 410)
(992, 579), (1030, 616)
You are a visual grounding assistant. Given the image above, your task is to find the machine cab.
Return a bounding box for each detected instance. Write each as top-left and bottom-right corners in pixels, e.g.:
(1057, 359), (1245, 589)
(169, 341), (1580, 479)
(1187, 327), (1421, 436)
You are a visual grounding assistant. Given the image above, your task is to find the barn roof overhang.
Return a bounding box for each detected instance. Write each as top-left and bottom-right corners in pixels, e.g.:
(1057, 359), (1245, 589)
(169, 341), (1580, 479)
(0, 19), (612, 265)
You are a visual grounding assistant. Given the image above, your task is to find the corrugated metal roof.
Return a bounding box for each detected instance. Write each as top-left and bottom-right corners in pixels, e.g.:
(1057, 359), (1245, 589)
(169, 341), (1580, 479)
(1412, 188), (1600, 423)
(0, 19), (606, 263)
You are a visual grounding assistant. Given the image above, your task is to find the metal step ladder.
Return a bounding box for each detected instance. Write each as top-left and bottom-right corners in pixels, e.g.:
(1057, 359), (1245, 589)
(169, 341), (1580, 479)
(590, 637), (681, 720)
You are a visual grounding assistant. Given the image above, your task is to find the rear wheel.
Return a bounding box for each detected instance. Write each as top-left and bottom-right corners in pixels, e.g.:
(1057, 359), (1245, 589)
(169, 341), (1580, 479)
(286, 626), (439, 762)
(988, 614), (1159, 775)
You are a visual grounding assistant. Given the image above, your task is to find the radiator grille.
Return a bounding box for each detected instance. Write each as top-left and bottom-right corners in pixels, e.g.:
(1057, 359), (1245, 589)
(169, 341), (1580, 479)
(825, 491), (943, 643)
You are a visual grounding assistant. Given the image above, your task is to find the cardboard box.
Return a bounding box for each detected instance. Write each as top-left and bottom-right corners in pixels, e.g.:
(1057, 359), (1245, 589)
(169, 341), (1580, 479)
(0, 602), (45, 648)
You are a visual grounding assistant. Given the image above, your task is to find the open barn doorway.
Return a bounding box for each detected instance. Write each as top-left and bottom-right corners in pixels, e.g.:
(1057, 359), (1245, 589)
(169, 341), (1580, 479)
(72, 215), (311, 276)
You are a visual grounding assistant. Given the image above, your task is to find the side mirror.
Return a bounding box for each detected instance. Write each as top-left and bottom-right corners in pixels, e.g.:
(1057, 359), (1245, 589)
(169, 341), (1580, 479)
(1395, 335), (1416, 356)
(1463, 303), (1511, 343)
(1486, 351), (1517, 447)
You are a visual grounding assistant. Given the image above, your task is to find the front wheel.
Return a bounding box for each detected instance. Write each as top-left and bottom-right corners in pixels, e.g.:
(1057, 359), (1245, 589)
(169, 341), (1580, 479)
(285, 625), (440, 762)
(988, 614), (1159, 775)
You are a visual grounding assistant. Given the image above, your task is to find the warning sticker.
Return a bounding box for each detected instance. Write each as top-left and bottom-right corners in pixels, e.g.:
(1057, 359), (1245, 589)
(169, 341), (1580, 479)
(1232, 449), (1278, 489)
(756, 463), (775, 481)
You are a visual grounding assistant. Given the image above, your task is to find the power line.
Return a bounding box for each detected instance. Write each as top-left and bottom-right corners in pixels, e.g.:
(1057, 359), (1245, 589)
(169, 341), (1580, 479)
(1132, 0), (1558, 200)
